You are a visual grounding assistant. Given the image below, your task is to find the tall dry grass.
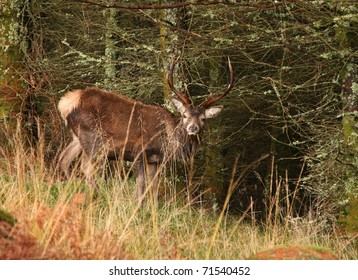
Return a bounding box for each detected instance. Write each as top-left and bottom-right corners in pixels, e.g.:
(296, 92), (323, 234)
(0, 119), (356, 259)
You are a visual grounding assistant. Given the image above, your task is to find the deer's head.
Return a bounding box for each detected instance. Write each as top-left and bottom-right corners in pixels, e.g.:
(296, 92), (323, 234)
(168, 57), (234, 136)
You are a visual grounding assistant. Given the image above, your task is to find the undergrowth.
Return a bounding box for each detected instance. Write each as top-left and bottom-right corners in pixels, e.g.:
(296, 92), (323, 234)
(0, 121), (357, 260)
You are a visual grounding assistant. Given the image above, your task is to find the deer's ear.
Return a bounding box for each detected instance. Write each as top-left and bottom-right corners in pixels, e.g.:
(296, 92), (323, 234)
(171, 98), (186, 115)
(205, 106), (223, 119)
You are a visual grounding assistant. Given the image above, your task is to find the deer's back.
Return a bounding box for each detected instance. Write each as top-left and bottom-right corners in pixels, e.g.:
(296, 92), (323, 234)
(60, 87), (176, 160)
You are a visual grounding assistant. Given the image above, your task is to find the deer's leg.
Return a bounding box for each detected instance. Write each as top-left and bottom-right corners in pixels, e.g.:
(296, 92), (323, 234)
(59, 135), (82, 179)
(135, 160), (145, 202)
(135, 159), (159, 202)
(78, 131), (105, 189)
(147, 162), (158, 197)
(80, 152), (98, 189)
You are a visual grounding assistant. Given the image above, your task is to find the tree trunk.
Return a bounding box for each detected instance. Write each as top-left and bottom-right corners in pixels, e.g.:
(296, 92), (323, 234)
(338, 21), (358, 195)
(103, 7), (118, 89)
(159, 2), (193, 200)
(337, 18), (358, 234)
(0, 0), (26, 121)
(159, 1), (187, 102)
(342, 69), (358, 152)
(337, 19), (358, 158)
(203, 58), (226, 203)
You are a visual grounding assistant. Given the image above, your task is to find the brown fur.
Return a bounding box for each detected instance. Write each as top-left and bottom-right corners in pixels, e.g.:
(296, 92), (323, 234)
(58, 87), (223, 200)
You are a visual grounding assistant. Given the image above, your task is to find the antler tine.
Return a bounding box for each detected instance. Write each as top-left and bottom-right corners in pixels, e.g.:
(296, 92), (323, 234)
(201, 57), (234, 108)
(168, 56), (191, 105)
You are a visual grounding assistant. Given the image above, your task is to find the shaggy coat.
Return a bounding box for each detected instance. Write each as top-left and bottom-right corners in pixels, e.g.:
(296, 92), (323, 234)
(58, 87), (223, 198)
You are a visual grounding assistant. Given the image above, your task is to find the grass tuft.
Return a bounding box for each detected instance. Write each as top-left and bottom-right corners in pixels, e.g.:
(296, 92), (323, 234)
(0, 120), (356, 259)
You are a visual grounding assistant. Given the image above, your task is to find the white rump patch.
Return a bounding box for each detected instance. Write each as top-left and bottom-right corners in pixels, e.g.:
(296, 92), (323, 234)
(58, 90), (83, 125)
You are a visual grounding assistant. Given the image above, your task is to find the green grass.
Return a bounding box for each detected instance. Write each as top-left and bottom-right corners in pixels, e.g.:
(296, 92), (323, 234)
(0, 123), (357, 260)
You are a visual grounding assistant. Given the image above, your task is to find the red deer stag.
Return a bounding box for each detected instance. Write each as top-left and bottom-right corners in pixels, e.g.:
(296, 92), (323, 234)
(58, 57), (233, 199)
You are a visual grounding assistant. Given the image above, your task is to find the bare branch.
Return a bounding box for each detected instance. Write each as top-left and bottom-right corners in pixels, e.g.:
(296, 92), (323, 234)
(75, 0), (298, 11)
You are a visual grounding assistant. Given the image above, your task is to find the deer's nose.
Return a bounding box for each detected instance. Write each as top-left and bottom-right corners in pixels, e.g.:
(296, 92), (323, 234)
(188, 124), (199, 135)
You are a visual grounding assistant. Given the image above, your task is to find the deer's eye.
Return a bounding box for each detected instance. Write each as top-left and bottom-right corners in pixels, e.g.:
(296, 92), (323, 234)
(183, 114), (188, 119)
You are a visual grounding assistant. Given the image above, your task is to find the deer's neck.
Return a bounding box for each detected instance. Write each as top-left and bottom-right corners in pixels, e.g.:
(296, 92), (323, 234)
(168, 118), (200, 161)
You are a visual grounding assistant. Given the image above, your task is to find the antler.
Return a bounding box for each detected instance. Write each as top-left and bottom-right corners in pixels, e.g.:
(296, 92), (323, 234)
(201, 57), (234, 108)
(168, 56), (191, 105)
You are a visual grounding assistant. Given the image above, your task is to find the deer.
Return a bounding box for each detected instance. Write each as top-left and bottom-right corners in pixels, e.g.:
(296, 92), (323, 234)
(58, 57), (234, 200)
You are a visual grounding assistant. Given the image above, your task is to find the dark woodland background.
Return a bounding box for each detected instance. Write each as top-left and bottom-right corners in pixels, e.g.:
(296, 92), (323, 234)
(1, 0), (357, 231)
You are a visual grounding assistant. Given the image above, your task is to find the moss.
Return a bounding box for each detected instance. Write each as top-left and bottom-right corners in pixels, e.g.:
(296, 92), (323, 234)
(338, 199), (358, 234)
